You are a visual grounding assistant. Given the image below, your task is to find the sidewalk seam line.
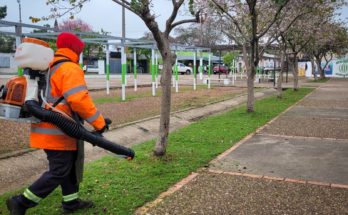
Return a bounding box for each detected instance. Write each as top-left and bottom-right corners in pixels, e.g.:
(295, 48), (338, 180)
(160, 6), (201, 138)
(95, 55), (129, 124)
(255, 133), (348, 141)
(207, 170), (348, 189)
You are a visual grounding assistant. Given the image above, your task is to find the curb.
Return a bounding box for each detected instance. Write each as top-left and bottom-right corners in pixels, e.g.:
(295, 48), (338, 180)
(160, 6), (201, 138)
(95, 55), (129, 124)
(0, 148), (36, 160)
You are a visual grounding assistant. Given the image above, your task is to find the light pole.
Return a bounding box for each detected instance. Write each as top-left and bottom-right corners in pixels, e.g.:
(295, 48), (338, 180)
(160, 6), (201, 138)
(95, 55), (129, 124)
(122, 3), (125, 43)
(16, 0), (23, 75)
(17, 0), (22, 23)
(120, 2), (127, 100)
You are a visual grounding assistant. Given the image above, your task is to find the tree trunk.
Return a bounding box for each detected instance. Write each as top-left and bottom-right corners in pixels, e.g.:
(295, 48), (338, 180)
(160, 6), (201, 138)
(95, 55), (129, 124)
(247, 41), (257, 112)
(247, 2), (258, 113)
(292, 54), (299, 91)
(247, 66), (255, 112)
(242, 43), (255, 111)
(315, 57), (325, 79)
(277, 51), (285, 98)
(154, 44), (173, 156)
(311, 56), (317, 80)
(242, 43), (250, 73)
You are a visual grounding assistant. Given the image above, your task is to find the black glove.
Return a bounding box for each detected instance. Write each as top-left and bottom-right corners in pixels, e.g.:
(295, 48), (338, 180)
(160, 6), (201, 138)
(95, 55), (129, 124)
(104, 118), (112, 130)
(95, 118), (112, 134)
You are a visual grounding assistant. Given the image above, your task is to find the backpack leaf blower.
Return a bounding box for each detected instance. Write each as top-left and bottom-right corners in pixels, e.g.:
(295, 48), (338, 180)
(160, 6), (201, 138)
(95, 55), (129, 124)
(0, 37), (134, 160)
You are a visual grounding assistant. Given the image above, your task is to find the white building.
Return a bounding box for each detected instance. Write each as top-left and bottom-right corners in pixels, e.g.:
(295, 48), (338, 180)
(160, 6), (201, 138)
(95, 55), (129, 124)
(0, 53), (16, 74)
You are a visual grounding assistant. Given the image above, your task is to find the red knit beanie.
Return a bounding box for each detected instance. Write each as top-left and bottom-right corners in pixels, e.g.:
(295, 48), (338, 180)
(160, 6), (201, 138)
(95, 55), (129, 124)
(56, 32), (84, 55)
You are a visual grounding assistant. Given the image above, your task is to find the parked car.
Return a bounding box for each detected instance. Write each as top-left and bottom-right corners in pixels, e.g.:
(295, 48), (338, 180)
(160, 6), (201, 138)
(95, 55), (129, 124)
(213, 65), (229, 74)
(176, 63), (192, 75)
(161, 63), (192, 75)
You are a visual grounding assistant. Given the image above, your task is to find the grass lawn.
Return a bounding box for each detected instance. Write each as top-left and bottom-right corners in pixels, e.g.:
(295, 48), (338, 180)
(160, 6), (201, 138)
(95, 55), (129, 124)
(0, 88), (313, 215)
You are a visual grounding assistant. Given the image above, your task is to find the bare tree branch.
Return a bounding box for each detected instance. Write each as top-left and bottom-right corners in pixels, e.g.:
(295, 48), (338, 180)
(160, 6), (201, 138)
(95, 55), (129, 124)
(257, 0), (290, 39)
(111, 0), (141, 16)
(165, 0), (184, 36)
(221, 29), (243, 46)
(259, 36), (277, 56)
(169, 11), (200, 34)
(210, 0), (248, 40)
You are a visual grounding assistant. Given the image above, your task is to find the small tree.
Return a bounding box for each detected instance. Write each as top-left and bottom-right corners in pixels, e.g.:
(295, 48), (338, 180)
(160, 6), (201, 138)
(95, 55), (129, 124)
(223, 51), (238, 69)
(311, 22), (348, 79)
(59, 18), (93, 32)
(173, 17), (224, 47)
(46, 0), (201, 156)
(0, 36), (15, 53)
(0, 6), (14, 53)
(0, 5), (6, 19)
(209, 0), (291, 112)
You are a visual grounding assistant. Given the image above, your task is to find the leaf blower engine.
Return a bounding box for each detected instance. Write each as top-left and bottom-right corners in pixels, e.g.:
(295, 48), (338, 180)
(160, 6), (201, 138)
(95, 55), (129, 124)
(0, 38), (134, 160)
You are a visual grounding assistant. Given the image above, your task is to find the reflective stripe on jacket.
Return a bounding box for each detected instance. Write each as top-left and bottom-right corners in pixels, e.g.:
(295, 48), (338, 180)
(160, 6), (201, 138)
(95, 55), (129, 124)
(30, 48), (105, 150)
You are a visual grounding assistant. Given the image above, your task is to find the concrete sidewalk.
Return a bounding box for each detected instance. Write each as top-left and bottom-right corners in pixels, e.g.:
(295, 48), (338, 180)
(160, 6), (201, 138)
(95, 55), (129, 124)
(142, 79), (348, 215)
(0, 88), (277, 195)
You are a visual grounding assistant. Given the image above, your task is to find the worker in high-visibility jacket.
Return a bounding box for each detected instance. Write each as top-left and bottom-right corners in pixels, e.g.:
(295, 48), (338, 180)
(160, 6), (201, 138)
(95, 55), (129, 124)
(7, 32), (106, 215)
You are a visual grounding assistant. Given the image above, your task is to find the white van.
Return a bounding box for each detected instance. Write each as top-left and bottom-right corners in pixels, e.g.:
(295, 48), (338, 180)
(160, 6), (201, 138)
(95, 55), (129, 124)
(177, 63), (192, 75)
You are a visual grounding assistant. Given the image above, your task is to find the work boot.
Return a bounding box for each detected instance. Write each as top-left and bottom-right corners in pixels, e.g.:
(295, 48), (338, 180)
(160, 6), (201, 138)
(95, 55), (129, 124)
(6, 196), (27, 215)
(62, 199), (94, 214)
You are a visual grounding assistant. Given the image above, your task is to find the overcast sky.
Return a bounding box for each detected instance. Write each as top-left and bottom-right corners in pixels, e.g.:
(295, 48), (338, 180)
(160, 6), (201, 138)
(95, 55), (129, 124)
(2, 0), (193, 39)
(2, 0), (348, 39)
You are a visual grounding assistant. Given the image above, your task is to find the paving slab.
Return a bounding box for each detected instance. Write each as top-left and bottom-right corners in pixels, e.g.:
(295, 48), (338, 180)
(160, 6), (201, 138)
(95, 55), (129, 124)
(210, 134), (348, 184)
(261, 116), (348, 139)
(306, 92), (348, 101)
(0, 151), (47, 194)
(298, 98), (348, 109)
(282, 106), (348, 119)
(147, 173), (348, 215)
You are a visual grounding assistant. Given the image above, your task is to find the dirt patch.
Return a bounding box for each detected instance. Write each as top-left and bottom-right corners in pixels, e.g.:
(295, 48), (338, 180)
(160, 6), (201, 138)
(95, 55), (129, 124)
(0, 86), (246, 155)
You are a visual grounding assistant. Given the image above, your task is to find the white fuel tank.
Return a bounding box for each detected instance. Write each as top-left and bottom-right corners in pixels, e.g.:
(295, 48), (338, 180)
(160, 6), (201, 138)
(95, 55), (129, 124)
(14, 38), (54, 71)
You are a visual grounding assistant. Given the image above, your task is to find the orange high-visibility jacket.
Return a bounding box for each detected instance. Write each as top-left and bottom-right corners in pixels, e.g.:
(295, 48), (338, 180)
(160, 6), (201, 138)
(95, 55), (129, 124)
(30, 48), (105, 150)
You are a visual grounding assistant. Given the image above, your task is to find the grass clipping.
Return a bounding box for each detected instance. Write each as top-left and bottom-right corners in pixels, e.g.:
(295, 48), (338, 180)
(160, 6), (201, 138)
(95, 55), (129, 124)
(0, 88), (313, 215)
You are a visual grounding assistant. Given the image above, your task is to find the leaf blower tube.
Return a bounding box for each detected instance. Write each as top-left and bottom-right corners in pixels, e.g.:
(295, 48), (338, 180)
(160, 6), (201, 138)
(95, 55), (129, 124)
(25, 100), (135, 160)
